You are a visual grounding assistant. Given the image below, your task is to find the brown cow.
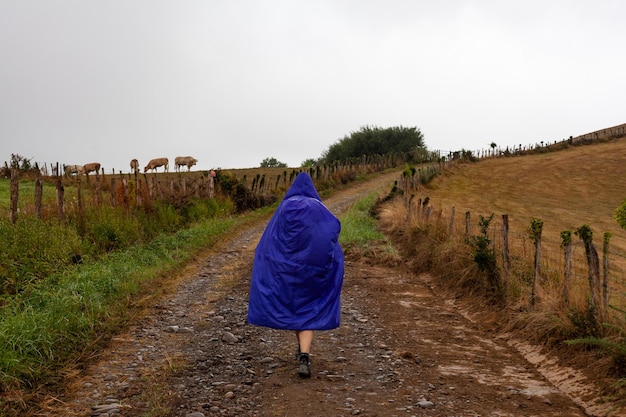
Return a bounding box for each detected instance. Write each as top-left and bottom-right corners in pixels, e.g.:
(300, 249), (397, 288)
(144, 157), (169, 173)
(130, 159), (139, 174)
(174, 156), (198, 172)
(83, 162), (101, 176)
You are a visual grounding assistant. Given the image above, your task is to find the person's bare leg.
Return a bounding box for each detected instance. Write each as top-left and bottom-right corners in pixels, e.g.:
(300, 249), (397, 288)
(295, 330), (314, 353)
(295, 330), (313, 377)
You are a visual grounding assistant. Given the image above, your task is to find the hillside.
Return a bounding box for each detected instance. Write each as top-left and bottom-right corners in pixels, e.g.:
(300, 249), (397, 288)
(423, 139), (626, 257)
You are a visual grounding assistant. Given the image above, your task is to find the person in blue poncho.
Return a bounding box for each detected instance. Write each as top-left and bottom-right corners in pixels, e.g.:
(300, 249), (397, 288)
(247, 172), (345, 377)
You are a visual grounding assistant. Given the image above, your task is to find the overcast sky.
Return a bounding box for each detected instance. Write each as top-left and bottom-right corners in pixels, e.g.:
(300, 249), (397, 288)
(1, 1), (624, 172)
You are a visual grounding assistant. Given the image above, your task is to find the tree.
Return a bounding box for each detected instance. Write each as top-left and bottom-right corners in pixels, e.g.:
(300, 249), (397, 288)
(10, 153), (33, 170)
(300, 158), (318, 167)
(259, 157), (287, 168)
(322, 125), (425, 164)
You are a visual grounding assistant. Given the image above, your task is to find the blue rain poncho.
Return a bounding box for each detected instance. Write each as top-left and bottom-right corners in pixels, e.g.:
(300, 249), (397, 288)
(247, 173), (344, 330)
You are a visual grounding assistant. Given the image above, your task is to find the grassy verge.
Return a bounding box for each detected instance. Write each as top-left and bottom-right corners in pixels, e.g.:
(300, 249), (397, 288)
(0, 207), (273, 415)
(339, 192), (399, 262)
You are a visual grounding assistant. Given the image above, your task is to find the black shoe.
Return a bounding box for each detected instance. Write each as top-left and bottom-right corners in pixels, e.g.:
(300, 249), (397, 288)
(297, 353), (311, 378)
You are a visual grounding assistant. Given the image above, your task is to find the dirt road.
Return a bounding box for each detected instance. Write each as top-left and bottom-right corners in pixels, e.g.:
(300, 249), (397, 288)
(39, 170), (612, 417)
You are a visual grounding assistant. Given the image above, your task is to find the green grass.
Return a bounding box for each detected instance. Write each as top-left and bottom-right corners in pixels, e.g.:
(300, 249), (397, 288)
(339, 192), (398, 259)
(0, 212), (266, 400)
(0, 179), (57, 210)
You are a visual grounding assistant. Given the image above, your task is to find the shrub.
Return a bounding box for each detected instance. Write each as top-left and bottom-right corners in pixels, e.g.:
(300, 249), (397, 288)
(466, 214), (503, 298)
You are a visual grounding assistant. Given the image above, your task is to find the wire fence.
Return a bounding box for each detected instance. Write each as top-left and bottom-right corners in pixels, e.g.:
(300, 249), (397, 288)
(406, 198), (626, 327)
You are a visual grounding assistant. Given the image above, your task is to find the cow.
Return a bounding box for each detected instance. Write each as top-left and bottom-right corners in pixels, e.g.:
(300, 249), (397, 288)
(83, 162), (101, 176)
(64, 164), (84, 176)
(144, 157), (169, 173)
(130, 158), (139, 174)
(174, 156), (198, 172)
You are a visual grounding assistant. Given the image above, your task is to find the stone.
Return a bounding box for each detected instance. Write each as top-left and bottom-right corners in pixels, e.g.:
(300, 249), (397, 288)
(221, 331), (239, 343)
(417, 400), (435, 408)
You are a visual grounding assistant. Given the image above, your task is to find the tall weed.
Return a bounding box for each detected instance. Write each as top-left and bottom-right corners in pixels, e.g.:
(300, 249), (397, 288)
(83, 205), (143, 253)
(0, 218), (82, 295)
(0, 196), (236, 296)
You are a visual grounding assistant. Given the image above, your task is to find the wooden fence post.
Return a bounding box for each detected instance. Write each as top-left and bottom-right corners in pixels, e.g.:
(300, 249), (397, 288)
(35, 175), (43, 219)
(9, 168), (19, 224)
(209, 172), (215, 198)
(529, 218), (544, 306)
(144, 174), (151, 199)
(561, 231), (573, 307)
(56, 175), (65, 222)
(465, 211), (471, 237)
(134, 170), (140, 206)
(137, 177), (145, 207)
(110, 177), (117, 207)
(121, 175), (129, 207)
(501, 214), (510, 286)
(407, 194), (415, 218)
(76, 175), (85, 235)
(576, 225), (603, 328)
(603, 232), (612, 313)
(95, 171), (102, 206)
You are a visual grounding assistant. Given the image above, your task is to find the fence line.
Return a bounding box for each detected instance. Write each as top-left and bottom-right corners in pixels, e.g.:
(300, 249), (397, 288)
(402, 193), (626, 329)
(5, 156), (404, 225)
(431, 122), (626, 161)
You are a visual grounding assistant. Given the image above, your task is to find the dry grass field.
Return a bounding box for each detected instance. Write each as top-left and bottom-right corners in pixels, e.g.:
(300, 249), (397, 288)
(415, 139), (626, 311)
(423, 139), (626, 251)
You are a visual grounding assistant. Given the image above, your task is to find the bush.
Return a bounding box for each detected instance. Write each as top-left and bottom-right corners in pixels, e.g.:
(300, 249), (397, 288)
(465, 214), (503, 298)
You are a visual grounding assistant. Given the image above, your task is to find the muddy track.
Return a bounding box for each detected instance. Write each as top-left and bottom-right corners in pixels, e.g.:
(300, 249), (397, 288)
(37, 170), (614, 417)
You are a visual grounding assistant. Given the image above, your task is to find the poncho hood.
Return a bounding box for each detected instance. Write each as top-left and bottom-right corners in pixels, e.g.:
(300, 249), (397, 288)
(283, 171), (321, 201)
(247, 172), (344, 330)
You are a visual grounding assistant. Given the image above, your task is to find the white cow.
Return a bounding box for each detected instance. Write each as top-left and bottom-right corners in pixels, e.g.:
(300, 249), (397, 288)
(144, 157), (169, 173)
(130, 158), (139, 174)
(174, 156), (198, 172)
(83, 162), (101, 176)
(64, 164), (84, 176)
